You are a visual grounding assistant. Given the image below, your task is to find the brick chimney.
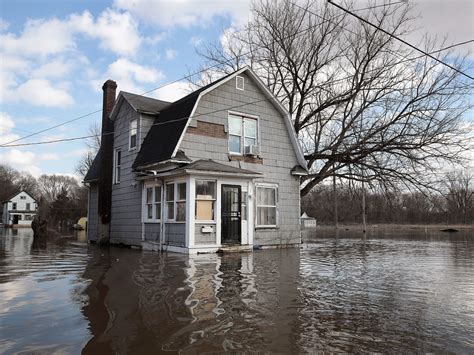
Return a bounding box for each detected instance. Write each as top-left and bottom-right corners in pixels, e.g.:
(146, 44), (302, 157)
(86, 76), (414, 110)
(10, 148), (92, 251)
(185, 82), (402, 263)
(97, 79), (117, 245)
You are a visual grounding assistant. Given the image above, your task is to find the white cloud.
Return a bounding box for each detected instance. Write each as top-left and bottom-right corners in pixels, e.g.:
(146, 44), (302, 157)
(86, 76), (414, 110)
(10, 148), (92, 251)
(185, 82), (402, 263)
(69, 9), (142, 56)
(0, 149), (42, 176)
(190, 36), (203, 46)
(153, 81), (191, 102)
(7, 79), (74, 107)
(0, 18), (75, 57)
(91, 58), (165, 94)
(165, 49), (177, 60)
(0, 112), (15, 134)
(114, 0), (251, 28)
(0, 112), (20, 145)
(30, 58), (75, 79)
(38, 153), (60, 161)
(0, 19), (10, 32)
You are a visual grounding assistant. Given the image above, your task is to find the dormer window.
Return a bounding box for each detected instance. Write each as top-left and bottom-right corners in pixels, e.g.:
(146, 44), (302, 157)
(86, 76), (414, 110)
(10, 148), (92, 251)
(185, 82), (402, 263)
(236, 76), (244, 91)
(129, 118), (137, 150)
(228, 113), (258, 155)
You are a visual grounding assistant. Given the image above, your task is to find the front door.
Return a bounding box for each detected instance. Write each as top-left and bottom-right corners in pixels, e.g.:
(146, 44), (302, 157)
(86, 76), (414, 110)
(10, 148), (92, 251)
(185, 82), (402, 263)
(221, 185), (241, 244)
(12, 215), (19, 225)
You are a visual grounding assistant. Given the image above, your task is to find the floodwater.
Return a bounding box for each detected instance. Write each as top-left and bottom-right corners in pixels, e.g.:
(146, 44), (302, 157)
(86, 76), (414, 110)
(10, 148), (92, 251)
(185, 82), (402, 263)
(0, 228), (473, 354)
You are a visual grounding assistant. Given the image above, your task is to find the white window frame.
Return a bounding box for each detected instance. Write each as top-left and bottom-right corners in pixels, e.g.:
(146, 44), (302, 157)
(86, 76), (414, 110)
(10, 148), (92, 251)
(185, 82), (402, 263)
(227, 111), (259, 155)
(195, 179), (217, 223)
(129, 118), (138, 150)
(236, 75), (245, 91)
(113, 149), (121, 184)
(165, 180), (187, 223)
(26, 203), (30, 211)
(255, 183), (278, 228)
(143, 182), (162, 223)
(12, 202), (17, 210)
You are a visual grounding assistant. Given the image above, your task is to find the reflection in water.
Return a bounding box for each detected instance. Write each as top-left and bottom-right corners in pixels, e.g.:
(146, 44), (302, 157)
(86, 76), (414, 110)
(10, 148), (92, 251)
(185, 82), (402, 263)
(0, 228), (473, 353)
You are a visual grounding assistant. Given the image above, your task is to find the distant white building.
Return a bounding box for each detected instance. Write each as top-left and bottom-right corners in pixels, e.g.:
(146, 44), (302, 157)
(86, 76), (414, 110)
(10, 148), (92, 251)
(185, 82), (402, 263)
(2, 191), (38, 227)
(300, 212), (317, 228)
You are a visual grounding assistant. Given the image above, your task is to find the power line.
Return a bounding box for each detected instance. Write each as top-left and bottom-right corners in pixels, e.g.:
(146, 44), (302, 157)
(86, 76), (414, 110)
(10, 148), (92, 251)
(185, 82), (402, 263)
(2, 4), (471, 148)
(1, 2), (405, 148)
(326, 0), (474, 80)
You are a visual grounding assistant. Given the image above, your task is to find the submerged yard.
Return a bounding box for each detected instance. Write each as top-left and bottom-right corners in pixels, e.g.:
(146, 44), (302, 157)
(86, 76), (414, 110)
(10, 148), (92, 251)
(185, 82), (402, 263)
(0, 227), (473, 353)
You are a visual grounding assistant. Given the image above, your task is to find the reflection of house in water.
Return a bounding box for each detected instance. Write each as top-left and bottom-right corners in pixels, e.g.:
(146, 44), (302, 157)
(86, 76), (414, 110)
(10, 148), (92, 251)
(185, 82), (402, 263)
(80, 247), (302, 353)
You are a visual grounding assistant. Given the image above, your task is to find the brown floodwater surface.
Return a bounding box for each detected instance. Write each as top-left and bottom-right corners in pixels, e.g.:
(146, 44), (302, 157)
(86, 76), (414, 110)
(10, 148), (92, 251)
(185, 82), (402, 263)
(0, 228), (473, 353)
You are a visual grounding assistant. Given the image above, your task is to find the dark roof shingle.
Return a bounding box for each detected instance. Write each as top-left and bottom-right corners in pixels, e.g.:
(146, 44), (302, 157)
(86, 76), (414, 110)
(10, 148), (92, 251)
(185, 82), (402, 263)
(132, 72), (236, 169)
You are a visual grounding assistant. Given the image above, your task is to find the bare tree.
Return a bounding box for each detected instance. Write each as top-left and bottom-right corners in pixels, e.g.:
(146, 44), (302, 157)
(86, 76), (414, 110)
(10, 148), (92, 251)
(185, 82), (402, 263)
(194, 0), (473, 196)
(37, 174), (79, 203)
(76, 122), (101, 177)
(444, 170), (474, 224)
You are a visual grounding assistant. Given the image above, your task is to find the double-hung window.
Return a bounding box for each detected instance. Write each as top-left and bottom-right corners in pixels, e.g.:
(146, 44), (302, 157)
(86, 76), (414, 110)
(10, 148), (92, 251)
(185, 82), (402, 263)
(166, 183), (175, 221)
(12, 203), (17, 210)
(129, 119), (137, 150)
(165, 182), (186, 221)
(144, 184), (161, 222)
(256, 184), (278, 227)
(114, 149), (121, 184)
(195, 180), (216, 221)
(228, 114), (258, 154)
(26, 203), (30, 211)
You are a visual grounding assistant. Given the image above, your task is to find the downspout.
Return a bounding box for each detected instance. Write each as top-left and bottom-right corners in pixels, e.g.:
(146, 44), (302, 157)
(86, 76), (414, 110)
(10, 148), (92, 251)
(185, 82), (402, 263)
(159, 177), (165, 251)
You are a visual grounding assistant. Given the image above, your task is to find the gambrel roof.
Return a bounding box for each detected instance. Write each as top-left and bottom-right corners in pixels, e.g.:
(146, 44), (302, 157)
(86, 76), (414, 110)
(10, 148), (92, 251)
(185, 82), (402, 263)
(84, 67), (307, 183)
(133, 67), (307, 170)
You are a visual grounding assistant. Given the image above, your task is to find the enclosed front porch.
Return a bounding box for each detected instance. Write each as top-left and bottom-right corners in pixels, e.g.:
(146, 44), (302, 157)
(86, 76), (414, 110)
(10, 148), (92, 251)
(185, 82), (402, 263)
(140, 160), (263, 254)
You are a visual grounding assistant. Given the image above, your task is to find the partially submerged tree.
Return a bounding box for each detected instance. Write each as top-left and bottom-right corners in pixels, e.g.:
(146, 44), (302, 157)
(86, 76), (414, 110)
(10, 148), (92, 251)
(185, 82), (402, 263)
(194, 0), (473, 196)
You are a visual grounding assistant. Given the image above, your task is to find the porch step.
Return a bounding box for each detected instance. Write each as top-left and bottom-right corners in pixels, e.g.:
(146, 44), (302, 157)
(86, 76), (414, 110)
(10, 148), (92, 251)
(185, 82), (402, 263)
(217, 245), (252, 254)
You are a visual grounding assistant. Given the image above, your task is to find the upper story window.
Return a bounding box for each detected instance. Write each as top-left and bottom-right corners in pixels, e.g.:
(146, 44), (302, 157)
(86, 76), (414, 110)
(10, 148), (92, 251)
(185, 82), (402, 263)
(114, 149), (121, 184)
(26, 203), (31, 210)
(12, 202), (17, 210)
(228, 114), (258, 155)
(256, 184), (278, 228)
(20, 196), (26, 200)
(129, 118), (137, 150)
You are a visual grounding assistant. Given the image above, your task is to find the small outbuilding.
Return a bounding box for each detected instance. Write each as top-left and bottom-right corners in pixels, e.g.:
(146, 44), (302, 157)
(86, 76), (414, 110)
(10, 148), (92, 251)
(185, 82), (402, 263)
(300, 212), (317, 228)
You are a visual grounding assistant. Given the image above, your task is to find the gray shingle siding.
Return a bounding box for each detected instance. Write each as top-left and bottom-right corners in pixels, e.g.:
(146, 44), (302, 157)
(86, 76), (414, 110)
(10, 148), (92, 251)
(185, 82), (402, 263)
(195, 224), (217, 244)
(179, 72), (301, 246)
(165, 223), (185, 246)
(144, 223), (160, 241)
(109, 100), (143, 246)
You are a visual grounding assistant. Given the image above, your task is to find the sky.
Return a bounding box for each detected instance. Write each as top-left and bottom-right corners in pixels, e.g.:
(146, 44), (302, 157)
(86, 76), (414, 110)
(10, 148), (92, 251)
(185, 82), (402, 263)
(0, 0), (472, 178)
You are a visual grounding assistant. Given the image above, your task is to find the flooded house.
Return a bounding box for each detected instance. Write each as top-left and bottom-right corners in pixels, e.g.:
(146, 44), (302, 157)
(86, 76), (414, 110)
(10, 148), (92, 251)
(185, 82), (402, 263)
(84, 67), (307, 254)
(1, 191), (37, 227)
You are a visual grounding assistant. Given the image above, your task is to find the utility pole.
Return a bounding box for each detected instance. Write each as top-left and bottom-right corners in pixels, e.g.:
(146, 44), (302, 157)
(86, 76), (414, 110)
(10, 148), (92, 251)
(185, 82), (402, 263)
(333, 174), (338, 230)
(361, 177), (367, 236)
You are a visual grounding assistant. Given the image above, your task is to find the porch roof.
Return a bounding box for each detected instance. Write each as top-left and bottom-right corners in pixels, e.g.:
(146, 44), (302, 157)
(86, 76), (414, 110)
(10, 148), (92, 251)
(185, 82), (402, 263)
(144, 159), (263, 178)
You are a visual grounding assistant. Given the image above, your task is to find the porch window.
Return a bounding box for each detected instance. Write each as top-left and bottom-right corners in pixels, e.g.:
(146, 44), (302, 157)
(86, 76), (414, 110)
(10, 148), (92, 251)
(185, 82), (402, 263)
(129, 118), (137, 149)
(143, 184), (161, 222)
(154, 186), (161, 220)
(195, 180), (216, 221)
(228, 114), (258, 154)
(114, 149), (121, 184)
(166, 183), (175, 221)
(176, 183), (186, 221)
(256, 185), (278, 227)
